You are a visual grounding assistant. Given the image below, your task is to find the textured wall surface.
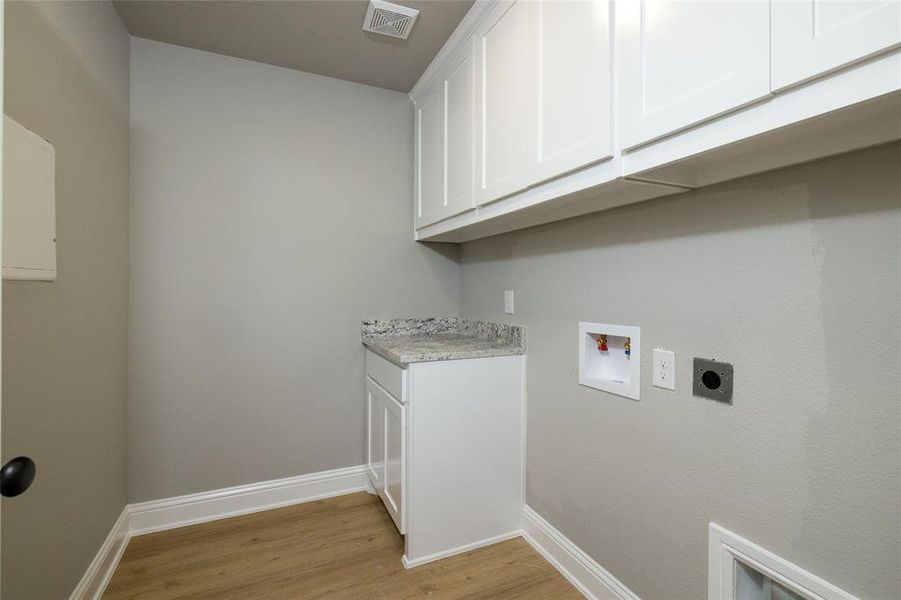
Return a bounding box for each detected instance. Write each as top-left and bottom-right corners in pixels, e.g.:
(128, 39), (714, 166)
(461, 143), (901, 600)
(2, 2), (130, 597)
(128, 38), (460, 502)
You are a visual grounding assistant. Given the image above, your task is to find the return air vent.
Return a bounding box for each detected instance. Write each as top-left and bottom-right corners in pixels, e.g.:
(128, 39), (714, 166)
(362, 0), (419, 40)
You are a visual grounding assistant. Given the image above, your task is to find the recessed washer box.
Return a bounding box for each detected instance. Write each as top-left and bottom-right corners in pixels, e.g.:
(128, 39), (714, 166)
(578, 322), (641, 400)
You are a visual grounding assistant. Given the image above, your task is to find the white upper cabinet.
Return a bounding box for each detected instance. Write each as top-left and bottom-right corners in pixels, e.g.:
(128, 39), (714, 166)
(411, 0), (900, 242)
(414, 43), (476, 227)
(531, 0), (612, 183)
(771, 0), (901, 91)
(617, 0), (771, 149)
(474, 0), (534, 205)
(445, 39), (476, 217)
(414, 84), (445, 227)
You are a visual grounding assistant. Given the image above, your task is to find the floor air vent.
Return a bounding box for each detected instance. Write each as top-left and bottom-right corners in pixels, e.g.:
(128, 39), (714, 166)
(362, 0), (419, 40)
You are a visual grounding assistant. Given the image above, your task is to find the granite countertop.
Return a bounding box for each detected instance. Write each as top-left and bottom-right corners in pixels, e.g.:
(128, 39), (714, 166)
(362, 318), (525, 366)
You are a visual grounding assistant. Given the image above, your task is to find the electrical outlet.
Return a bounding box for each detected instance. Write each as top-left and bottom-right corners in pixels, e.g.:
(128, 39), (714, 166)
(504, 290), (514, 314)
(653, 349), (675, 390)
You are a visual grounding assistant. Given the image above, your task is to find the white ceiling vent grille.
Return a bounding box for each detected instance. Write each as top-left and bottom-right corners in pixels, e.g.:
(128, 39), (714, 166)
(362, 0), (419, 40)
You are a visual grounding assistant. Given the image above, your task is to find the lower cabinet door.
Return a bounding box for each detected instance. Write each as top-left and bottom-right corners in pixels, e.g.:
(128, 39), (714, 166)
(382, 389), (406, 534)
(366, 378), (384, 491)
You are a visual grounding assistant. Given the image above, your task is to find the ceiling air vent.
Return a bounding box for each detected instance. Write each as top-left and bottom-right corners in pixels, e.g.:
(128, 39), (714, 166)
(362, 0), (419, 40)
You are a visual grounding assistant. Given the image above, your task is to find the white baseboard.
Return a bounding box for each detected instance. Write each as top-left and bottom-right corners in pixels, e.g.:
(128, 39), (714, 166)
(521, 505), (640, 600)
(129, 464), (372, 536)
(69, 508), (130, 600)
(71, 464), (372, 599)
(401, 530), (522, 569)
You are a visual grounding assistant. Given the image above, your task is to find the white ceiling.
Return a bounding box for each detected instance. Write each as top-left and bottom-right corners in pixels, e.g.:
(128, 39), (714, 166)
(114, 0), (473, 92)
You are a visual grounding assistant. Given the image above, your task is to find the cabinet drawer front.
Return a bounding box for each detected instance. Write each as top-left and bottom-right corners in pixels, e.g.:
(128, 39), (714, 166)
(366, 350), (405, 402)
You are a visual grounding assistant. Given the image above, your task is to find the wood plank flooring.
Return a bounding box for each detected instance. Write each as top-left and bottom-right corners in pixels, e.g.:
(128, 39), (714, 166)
(104, 492), (582, 599)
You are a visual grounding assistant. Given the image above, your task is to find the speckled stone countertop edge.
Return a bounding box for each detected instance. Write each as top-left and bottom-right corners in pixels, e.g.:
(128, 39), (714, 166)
(361, 318), (526, 366)
(361, 339), (525, 366)
(362, 318), (524, 345)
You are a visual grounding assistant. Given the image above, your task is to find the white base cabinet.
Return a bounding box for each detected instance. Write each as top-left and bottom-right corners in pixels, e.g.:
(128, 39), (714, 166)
(365, 350), (524, 567)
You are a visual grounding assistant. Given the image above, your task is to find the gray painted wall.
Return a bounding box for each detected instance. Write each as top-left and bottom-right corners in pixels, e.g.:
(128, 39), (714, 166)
(2, 2), (130, 598)
(128, 39), (460, 502)
(461, 143), (901, 600)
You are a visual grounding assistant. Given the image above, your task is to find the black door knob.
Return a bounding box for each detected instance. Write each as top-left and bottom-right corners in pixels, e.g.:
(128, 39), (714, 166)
(1, 456), (36, 497)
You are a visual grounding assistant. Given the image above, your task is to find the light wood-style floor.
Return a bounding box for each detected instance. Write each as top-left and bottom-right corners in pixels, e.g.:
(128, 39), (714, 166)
(104, 491), (582, 599)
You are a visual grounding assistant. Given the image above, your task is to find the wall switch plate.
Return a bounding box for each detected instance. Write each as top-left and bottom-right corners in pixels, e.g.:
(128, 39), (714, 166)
(504, 290), (514, 314)
(653, 349), (675, 390)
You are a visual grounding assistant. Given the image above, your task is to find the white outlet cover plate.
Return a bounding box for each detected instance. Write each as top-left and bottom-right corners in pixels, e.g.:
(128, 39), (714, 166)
(653, 348), (675, 390)
(504, 290), (514, 314)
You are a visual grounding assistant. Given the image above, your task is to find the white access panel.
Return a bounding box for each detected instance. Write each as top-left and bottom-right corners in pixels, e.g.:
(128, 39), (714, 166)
(772, 0), (901, 91)
(3, 115), (56, 281)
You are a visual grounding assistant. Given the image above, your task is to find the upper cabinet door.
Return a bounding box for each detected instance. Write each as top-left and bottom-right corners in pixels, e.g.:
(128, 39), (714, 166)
(772, 0), (901, 91)
(531, 0), (612, 183)
(618, 0), (771, 149)
(475, 0), (534, 206)
(415, 84), (446, 228)
(445, 39), (477, 217)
